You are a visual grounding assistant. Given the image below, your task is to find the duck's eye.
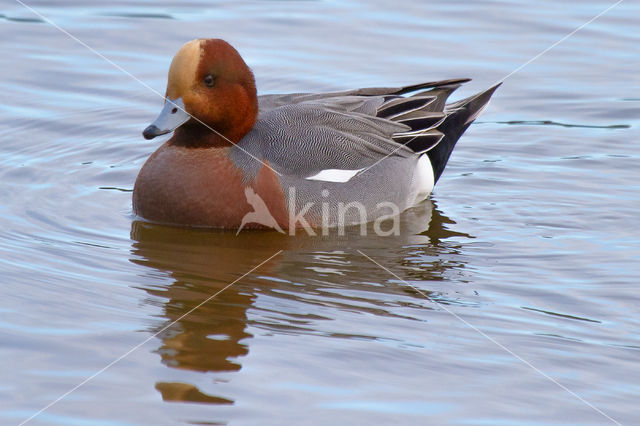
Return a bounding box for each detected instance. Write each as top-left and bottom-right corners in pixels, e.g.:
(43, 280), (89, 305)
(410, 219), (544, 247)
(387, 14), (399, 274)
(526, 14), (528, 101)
(204, 75), (215, 88)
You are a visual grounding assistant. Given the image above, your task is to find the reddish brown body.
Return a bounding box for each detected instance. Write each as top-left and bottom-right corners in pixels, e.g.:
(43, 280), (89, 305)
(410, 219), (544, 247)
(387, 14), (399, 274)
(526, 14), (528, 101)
(133, 143), (287, 228)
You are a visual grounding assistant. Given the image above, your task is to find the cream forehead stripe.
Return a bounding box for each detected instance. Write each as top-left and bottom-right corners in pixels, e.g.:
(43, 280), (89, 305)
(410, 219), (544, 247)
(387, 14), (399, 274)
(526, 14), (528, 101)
(166, 39), (203, 100)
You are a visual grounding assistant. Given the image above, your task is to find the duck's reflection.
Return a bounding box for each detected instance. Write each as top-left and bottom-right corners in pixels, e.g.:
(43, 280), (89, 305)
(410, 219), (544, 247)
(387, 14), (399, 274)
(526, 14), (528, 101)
(129, 199), (471, 405)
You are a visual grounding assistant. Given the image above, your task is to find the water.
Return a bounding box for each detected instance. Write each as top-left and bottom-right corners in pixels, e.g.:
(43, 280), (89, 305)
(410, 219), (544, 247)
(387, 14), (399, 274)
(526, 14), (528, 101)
(1, 0), (639, 424)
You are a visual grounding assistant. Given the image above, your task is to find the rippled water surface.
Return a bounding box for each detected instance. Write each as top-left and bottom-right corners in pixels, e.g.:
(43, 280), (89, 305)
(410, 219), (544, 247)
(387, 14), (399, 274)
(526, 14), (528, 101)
(2, 1), (639, 424)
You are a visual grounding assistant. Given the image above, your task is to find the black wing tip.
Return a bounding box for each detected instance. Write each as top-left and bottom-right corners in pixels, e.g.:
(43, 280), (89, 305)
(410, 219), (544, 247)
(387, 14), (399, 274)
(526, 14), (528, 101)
(343, 78), (472, 98)
(395, 78), (472, 95)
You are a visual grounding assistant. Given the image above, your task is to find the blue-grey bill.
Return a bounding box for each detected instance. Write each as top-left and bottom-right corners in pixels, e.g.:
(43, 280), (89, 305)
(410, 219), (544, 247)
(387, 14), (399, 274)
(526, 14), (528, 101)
(143, 97), (190, 140)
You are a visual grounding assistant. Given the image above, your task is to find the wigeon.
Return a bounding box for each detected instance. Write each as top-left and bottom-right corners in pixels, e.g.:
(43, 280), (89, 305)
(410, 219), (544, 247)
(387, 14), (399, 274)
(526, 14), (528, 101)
(134, 39), (499, 230)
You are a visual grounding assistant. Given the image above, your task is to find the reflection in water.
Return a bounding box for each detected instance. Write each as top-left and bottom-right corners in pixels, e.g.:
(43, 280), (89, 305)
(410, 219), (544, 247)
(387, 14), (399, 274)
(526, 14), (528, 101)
(129, 199), (471, 406)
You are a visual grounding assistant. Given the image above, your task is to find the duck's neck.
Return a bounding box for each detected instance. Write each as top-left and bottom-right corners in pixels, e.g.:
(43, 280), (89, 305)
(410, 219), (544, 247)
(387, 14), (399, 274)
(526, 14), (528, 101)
(170, 124), (230, 148)
(169, 115), (255, 148)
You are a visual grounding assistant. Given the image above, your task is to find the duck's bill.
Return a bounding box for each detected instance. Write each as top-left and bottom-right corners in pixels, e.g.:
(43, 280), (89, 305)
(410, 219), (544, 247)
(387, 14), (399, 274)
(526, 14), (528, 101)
(142, 97), (190, 140)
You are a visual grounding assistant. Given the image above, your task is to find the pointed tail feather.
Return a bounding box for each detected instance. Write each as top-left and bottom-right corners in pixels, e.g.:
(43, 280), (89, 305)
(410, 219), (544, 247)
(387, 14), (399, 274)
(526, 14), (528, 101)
(427, 83), (501, 183)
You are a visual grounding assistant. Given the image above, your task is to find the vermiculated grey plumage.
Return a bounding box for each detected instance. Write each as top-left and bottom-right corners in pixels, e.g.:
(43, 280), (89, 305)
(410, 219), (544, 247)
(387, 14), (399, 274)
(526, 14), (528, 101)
(230, 79), (499, 226)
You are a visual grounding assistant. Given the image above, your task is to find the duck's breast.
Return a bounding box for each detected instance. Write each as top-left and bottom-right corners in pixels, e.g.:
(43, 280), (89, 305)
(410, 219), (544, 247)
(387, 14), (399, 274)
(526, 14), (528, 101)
(133, 144), (287, 228)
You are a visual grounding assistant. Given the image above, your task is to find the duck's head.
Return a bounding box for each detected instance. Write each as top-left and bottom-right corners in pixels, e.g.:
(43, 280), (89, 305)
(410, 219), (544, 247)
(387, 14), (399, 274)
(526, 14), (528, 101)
(143, 39), (258, 145)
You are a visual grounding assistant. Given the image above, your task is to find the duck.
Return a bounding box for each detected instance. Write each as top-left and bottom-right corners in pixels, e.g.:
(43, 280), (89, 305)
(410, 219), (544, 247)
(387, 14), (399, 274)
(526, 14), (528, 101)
(133, 38), (499, 232)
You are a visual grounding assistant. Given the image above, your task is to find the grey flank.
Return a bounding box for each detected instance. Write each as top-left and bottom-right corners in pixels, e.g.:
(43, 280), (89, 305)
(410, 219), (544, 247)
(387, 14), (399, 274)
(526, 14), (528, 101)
(230, 79), (500, 226)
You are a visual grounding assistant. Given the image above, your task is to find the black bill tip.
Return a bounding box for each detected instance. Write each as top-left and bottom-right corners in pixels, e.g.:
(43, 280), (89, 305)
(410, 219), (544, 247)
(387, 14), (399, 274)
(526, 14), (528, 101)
(142, 125), (169, 140)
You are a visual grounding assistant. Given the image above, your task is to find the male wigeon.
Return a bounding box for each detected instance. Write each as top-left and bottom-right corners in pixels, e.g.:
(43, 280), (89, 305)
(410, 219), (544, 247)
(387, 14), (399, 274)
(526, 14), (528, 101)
(134, 39), (499, 230)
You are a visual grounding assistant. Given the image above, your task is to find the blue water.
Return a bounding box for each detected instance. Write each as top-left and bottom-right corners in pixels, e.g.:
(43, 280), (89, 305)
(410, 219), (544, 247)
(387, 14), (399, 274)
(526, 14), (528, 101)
(1, 1), (639, 424)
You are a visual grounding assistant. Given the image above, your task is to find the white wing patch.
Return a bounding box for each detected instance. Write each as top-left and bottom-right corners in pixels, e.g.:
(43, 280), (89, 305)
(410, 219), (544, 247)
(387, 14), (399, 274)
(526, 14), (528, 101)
(305, 168), (365, 183)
